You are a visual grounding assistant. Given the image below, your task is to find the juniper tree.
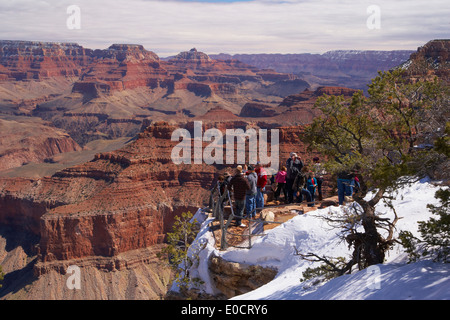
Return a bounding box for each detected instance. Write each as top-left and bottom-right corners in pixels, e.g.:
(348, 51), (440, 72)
(157, 211), (203, 292)
(399, 188), (450, 263)
(399, 124), (450, 263)
(301, 69), (448, 273)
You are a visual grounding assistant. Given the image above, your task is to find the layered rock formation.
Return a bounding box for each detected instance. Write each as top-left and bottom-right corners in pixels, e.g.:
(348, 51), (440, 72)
(409, 39), (449, 67)
(0, 117), (315, 267)
(28, 122), (216, 263)
(401, 39), (450, 85)
(1, 41), (311, 147)
(209, 255), (278, 299)
(74, 44), (165, 94)
(0, 241), (172, 300)
(239, 102), (278, 118)
(211, 50), (414, 92)
(235, 86), (358, 125)
(0, 40), (92, 80)
(169, 48), (212, 66)
(0, 118), (82, 172)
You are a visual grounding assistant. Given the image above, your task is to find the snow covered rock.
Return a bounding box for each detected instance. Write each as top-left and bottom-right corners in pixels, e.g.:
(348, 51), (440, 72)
(189, 179), (450, 300)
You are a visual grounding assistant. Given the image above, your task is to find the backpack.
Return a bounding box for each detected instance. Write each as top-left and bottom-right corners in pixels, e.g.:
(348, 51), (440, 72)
(292, 171), (306, 190)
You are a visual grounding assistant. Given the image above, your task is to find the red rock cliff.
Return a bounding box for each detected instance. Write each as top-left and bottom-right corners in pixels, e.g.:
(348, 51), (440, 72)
(33, 121), (216, 262)
(0, 40), (93, 80)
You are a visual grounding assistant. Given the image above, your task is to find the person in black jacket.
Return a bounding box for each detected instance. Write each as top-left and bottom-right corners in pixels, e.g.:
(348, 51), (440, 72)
(228, 166), (251, 227)
(293, 166), (313, 207)
(285, 152), (304, 203)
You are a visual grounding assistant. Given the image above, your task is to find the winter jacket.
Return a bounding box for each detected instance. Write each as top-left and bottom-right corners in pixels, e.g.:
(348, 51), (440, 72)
(246, 172), (258, 195)
(313, 163), (326, 179)
(255, 167), (268, 188)
(292, 171), (307, 191)
(307, 177), (317, 189)
(275, 170), (287, 183)
(228, 173), (251, 200)
(337, 171), (353, 180)
(286, 158), (303, 180)
(218, 175), (232, 195)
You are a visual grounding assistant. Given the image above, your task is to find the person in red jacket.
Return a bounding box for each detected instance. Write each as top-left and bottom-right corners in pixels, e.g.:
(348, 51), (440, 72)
(274, 166), (287, 202)
(255, 162), (267, 209)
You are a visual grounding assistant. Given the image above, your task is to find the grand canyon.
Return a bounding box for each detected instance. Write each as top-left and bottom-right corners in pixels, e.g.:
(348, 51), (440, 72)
(0, 38), (448, 299)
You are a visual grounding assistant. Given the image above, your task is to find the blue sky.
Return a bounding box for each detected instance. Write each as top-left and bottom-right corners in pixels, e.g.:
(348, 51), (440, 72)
(0, 0), (448, 56)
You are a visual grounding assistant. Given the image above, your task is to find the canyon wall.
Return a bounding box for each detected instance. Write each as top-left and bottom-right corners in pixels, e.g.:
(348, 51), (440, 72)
(0, 119), (314, 267)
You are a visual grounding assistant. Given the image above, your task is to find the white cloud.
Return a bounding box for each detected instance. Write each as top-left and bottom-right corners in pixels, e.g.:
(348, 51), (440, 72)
(0, 0), (448, 56)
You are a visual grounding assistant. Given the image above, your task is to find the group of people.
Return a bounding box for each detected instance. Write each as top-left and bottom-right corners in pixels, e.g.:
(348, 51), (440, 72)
(217, 152), (361, 227)
(217, 153), (327, 227)
(217, 162), (268, 228)
(272, 152), (325, 207)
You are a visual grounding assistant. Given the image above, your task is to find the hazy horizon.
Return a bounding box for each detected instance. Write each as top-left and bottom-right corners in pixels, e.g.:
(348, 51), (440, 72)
(1, 0), (448, 56)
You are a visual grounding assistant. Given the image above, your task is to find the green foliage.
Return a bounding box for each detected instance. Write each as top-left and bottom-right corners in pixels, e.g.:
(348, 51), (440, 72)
(304, 69), (447, 198)
(300, 68), (448, 270)
(398, 230), (422, 262)
(434, 122), (450, 157)
(157, 211), (204, 291)
(422, 189), (450, 261)
(300, 257), (347, 284)
(400, 188), (450, 263)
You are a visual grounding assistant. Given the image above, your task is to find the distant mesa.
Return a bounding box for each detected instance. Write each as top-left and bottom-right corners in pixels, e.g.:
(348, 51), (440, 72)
(279, 86), (357, 107)
(195, 105), (240, 121)
(93, 43), (160, 62)
(239, 102), (279, 118)
(169, 47), (213, 65)
(210, 48), (416, 93)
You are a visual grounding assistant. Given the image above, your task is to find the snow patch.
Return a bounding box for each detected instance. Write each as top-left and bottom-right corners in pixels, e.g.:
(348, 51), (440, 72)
(189, 180), (449, 300)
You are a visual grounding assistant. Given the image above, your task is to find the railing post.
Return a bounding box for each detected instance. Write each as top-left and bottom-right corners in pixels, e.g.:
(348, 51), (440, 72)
(248, 218), (252, 249)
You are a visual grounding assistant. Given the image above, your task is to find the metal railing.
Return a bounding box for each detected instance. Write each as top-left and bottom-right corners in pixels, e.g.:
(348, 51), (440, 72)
(210, 182), (282, 250)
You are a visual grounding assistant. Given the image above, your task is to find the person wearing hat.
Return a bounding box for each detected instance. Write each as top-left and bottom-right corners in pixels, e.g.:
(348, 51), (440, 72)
(285, 152), (304, 204)
(255, 162), (267, 209)
(245, 164), (258, 219)
(228, 165), (251, 227)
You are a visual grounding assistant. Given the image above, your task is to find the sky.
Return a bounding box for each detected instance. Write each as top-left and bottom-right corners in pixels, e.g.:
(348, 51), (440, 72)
(0, 0), (449, 57)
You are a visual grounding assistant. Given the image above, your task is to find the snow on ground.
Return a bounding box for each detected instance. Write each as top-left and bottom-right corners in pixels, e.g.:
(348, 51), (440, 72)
(188, 179), (450, 300)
